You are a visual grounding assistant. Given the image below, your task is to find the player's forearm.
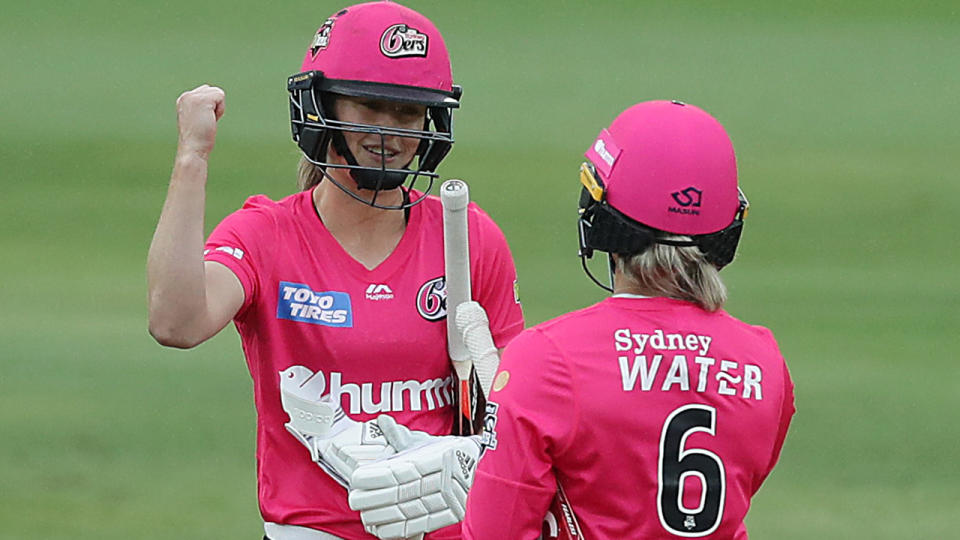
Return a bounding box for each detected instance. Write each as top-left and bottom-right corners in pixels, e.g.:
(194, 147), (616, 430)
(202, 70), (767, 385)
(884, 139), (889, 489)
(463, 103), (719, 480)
(147, 151), (212, 348)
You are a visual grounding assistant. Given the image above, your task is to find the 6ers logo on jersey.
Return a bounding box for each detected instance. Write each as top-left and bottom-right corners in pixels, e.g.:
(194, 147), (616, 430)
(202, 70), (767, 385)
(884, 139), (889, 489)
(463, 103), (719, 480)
(416, 276), (446, 321)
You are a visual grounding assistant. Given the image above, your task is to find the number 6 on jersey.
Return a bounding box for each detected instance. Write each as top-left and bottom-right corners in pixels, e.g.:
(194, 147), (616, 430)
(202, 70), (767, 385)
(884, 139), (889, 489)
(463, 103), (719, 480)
(658, 404), (726, 537)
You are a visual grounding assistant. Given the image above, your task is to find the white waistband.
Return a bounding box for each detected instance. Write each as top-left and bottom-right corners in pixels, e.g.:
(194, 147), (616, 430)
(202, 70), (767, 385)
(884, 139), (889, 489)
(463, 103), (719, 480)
(264, 522), (344, 540)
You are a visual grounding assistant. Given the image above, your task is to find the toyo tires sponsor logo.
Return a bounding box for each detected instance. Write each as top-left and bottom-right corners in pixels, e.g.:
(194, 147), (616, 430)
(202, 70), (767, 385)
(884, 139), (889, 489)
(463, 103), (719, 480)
(416, 276), (447, 321)
(282, 365), (454, 415)
(277, 282), (353, 327)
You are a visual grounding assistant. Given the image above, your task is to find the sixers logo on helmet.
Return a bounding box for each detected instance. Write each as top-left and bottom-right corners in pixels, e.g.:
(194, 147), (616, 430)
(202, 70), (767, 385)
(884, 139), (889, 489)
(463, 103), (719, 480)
(309, 17), (338, 58)
(380, 24), (429, 58)
(416, 276), (446, 321)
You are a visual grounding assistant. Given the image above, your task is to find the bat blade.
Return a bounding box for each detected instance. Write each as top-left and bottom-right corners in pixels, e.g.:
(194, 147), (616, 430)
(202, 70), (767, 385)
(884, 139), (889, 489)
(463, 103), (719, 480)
(541, 482), (585, 539)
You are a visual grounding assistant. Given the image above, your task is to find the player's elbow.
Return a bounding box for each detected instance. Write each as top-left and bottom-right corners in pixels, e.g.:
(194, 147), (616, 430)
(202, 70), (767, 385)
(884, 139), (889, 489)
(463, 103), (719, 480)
(147, 291), (213, 349)
(148, 306), (206, 349)
(149, 320), (204, 349)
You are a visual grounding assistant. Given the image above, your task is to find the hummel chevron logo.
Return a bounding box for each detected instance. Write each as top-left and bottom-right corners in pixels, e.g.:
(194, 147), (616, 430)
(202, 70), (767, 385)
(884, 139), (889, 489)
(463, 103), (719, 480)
(365, 284), (394, 301)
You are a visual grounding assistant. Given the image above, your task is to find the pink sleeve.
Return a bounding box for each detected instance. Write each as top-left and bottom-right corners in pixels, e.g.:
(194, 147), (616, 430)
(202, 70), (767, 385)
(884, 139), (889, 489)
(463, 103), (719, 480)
(767, 359), (795, 473)
(203, 195), (278, 318)
(468, 204), (524, 348)
(464, 329), (576, 539)
(751, 328), (796, 492)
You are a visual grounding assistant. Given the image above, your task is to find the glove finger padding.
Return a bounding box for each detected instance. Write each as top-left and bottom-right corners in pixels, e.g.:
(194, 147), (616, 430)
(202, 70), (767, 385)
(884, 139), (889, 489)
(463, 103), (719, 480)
(455, 301), (500, 398)
(375, 413), (434, 452)
(279, 366), (396, 488)
(349, 431), (482, 539)
(309, 419), (393, 487)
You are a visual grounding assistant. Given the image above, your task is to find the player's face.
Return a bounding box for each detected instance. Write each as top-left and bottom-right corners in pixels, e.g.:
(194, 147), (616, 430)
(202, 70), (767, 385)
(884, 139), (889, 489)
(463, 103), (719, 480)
(332, 96), (426, 170)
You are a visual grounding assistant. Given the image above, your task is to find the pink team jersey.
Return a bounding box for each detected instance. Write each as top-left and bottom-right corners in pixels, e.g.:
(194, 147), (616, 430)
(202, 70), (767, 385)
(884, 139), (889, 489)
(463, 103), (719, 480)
(203, 187), (524, 539)
(464, 296), (794, 540)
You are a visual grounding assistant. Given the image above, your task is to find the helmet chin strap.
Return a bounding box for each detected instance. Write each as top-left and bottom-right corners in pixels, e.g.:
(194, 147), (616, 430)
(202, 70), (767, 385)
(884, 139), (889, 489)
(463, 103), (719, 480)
(330, 131), (410, 190)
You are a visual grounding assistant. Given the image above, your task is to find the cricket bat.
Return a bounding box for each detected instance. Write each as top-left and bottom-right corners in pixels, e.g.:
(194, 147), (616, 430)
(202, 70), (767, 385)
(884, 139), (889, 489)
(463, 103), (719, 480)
(541, 481), (585, 539)
(441, 178), (476, 435)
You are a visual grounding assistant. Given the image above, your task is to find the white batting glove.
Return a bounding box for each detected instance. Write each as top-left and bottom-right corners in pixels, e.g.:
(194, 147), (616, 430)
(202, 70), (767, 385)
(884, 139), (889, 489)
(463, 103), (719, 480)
(455, 301), (500, 398)
(280, 366), (396, 488)
(348, 415), (482, 539)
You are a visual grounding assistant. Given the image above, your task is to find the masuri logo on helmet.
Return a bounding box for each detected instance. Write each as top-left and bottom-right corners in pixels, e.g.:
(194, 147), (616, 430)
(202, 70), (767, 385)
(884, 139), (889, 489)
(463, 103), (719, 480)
(670, 187), (704, 214)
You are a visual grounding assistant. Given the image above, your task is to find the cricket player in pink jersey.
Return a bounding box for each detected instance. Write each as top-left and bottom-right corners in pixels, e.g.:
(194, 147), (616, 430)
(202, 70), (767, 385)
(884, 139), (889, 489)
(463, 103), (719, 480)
(147, 3), (523, 539)
(464, 101), (795, 539)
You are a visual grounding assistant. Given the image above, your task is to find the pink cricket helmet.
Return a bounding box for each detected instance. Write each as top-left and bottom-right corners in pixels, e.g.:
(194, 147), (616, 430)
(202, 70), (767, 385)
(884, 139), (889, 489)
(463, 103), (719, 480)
(577, 101), (748, 283)
(300, 1), (458, 106)
(585, 100), (740, 235)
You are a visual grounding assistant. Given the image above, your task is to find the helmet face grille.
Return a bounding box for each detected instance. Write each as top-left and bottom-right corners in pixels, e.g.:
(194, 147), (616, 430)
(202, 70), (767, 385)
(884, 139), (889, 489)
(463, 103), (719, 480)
(287, 71), (455, 209)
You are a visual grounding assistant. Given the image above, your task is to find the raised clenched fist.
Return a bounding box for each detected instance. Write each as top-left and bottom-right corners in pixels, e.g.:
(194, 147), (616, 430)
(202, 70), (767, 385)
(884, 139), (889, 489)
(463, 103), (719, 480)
(176, 84), (225, 159)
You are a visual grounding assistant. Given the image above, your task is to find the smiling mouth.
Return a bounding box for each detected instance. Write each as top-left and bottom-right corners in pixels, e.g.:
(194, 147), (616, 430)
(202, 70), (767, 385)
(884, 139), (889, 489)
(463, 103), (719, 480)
(363, 145), (400, 162)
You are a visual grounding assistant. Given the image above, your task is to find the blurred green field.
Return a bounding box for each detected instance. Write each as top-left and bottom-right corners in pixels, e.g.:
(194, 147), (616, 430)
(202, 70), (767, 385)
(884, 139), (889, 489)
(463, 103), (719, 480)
(1, 1), (958, 538)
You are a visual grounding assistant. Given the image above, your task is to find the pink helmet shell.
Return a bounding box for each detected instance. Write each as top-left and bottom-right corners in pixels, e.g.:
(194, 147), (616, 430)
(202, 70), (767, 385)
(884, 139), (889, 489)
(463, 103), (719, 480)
(300, 1), (456, 106)
(585, 101), (739, 235)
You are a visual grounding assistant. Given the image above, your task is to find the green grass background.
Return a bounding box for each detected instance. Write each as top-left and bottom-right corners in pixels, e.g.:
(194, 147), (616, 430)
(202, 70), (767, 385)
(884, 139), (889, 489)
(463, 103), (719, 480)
(1, 1), (957, 538)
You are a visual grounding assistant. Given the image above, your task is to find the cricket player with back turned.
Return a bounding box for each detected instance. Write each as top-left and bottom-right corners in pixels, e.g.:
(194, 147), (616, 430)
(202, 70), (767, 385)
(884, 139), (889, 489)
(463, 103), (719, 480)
(147, 2), (523, 539)
(463, 101), (795, 539)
